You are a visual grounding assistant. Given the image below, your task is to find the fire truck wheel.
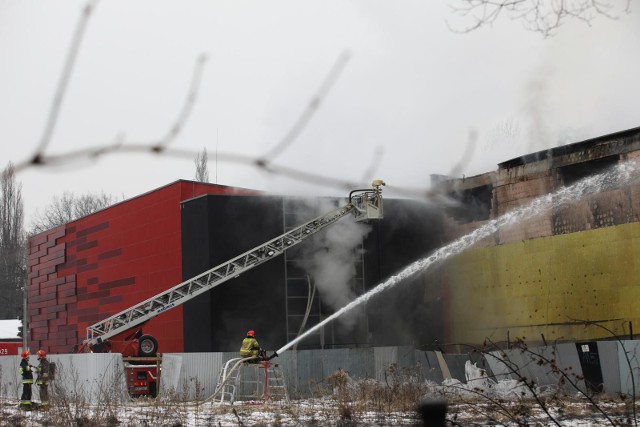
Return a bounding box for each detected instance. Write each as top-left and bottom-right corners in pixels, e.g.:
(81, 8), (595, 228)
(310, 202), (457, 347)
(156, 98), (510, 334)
(138, 334), (159, 357)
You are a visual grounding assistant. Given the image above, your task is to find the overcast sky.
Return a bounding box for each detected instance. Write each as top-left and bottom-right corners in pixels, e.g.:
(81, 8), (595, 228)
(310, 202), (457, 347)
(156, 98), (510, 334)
(1, 0), (638, 225)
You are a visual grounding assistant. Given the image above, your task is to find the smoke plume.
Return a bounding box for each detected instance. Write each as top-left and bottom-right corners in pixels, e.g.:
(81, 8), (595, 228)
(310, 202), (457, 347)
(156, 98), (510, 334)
(294, 198), (372, 329)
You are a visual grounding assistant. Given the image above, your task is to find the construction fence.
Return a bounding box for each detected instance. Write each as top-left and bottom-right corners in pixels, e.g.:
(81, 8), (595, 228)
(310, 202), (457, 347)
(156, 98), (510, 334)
(1, 341), (639, 403)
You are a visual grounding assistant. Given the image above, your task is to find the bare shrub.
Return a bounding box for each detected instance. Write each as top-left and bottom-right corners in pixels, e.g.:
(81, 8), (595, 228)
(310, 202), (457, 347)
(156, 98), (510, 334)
(325, 366), (426, 425)
(437, 337), (637, 426)
(28, 357), (125, 426)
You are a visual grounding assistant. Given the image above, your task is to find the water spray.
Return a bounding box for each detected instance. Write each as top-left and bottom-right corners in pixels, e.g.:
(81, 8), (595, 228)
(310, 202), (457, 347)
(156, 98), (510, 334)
(275, 160), (638, 356)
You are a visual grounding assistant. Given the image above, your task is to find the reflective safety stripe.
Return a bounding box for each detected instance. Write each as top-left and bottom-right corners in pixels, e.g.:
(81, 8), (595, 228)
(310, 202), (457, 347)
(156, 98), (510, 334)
(20, 401), (31, 405)
(22, 380), (33, 384)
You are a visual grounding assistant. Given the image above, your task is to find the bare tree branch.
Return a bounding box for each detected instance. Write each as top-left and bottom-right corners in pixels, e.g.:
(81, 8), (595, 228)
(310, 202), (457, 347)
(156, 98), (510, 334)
(29, 190), (121, 235)
(153, 54), (209, 152)
(448, 0), (631, 36)
(13, 2), (464, 205)
(258, 50), (352, 164)
(33, 0), (99, 163)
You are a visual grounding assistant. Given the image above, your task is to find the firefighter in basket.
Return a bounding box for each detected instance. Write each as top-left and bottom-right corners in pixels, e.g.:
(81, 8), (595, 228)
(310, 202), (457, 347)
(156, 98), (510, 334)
(240, 330), (262, 362)
(239, 330), (277, 364)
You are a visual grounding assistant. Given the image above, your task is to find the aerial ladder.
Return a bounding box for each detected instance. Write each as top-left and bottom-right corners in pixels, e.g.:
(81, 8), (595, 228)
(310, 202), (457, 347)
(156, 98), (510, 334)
(74, 181), (385, 396)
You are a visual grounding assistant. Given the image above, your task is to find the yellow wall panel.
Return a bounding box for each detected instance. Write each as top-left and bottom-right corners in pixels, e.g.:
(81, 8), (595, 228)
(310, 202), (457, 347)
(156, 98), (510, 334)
(437, 221), (640, 346)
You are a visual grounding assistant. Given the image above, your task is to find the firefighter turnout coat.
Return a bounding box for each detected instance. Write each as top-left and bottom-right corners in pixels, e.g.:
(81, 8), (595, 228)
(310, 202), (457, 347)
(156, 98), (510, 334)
(240, 337), (261, 357)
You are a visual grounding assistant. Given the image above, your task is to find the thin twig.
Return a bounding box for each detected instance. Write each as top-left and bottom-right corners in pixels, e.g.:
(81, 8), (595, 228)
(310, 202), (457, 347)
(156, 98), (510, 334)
(14, 4), (454, 204)
(32, 0), (100, 164)
(153, 54), (209, 152)
(258, 50), (351, 163)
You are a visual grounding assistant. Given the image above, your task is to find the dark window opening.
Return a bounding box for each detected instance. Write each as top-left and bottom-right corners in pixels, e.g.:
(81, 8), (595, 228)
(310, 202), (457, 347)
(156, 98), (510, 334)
(447, 184), (493, 223)
(559, 155), (618, 187)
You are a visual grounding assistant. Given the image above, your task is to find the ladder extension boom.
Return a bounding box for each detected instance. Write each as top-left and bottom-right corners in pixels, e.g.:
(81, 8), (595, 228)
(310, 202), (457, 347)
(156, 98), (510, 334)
(85, 183), (384, 346)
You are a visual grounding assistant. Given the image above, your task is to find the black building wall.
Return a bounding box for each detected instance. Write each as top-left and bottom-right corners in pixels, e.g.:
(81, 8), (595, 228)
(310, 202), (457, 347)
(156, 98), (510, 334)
(181, 194), (444, 352)
(181, 195), (286, 352)
(364, 199), (444, 347)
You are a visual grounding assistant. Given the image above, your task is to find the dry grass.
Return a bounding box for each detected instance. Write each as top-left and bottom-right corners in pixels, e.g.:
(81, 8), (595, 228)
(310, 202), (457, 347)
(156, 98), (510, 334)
(0, 359), (638, 426)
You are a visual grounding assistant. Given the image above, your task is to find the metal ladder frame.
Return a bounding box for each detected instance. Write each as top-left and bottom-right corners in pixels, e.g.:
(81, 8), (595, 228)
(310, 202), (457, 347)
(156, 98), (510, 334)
(210, 357), (289, 404)
(211, 357), (249, 403)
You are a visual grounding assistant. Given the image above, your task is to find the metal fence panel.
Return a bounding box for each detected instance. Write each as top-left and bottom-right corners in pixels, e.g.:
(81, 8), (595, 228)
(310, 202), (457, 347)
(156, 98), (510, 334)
(53, 353), (128, 404)
(414, 351), (445, 383)
(294, 348), (328, 396)
(273, 350), (298, 397)
(161, 352), (225, 400)
(0, 355), (21, 400)
(517, 345), (561, 387)
(554, 343), (586, 394)
(485, 350), (513, 381)
(374, 347), (398, 382)
(618, 340), (640, 396)
(597, 341), (620, 394)
(442, 353), (470, 382)
(158, 354), (183, 397)
(5, 340), (636, 404)
(324, 348), (372, 379)
(1, 354), (127, 404)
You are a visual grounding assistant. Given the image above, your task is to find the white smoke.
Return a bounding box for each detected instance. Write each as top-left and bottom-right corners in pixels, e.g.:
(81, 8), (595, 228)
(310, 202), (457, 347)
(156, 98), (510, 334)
(295, 198), (372, 329)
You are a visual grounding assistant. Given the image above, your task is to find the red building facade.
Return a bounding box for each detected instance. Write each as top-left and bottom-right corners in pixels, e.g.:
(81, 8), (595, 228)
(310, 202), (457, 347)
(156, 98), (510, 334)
(27, 181), (255, 354)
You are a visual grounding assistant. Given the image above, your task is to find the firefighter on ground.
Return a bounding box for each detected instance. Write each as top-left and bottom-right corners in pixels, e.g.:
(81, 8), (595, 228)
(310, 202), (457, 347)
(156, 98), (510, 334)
(36, 349), (50, 409)
(19, 350), (34, 409)
(240, 330), (263, 361)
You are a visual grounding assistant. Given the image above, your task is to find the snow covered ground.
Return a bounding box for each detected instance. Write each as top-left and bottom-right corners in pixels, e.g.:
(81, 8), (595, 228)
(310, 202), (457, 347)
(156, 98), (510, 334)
(2, 361), (637, 426)
(4, 398), (421, 426)
(2, 394), (638, 426)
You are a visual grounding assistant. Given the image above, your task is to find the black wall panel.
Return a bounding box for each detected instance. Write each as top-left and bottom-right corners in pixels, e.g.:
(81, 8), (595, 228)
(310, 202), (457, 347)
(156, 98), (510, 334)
(182, 194), (443, 352)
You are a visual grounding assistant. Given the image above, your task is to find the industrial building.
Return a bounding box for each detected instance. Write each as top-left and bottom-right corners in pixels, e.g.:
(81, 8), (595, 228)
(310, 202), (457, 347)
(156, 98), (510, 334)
(26, 181), (438, 355)
(26, 125), (640, 358)
(430, 125), (640, 349)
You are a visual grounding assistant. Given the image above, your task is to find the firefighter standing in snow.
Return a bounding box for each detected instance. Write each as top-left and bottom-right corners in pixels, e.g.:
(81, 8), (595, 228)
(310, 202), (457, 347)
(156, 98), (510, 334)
(19, 350), (33, 409)
(36, 349), (50, 408)
(240, 330), (262, 360)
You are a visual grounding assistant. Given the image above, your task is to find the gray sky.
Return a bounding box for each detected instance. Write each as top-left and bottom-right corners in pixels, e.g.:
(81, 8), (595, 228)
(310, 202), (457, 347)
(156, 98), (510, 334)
(1, 0), (638, 225)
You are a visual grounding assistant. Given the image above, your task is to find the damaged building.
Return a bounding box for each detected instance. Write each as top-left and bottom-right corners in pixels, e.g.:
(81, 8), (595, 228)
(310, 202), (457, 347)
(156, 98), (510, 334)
(429, 125), (640, 349)
(25, 125), (640, 358)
